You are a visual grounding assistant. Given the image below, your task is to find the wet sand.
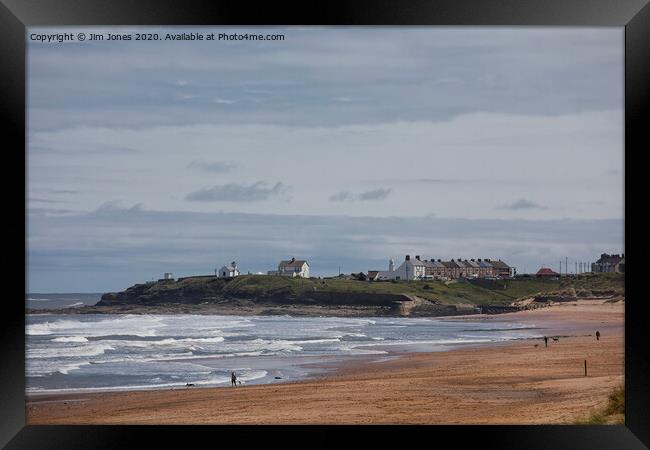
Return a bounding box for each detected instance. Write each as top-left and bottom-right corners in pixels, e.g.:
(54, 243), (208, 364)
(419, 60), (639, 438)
(26, 299), (624, 424)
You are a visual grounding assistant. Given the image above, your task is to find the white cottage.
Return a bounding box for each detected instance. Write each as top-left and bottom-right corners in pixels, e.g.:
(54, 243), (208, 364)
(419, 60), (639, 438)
(268, 257), (310, 278)
(376, 255), (426, 281)
(394, 255), (426, 280)
(218, 261), (240, 278)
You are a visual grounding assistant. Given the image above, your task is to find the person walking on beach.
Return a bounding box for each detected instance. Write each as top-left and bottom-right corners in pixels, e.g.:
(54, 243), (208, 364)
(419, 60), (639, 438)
(231, 371), (237, 387)
(544, 336), (548, 347)
(596, 330), (601, 341)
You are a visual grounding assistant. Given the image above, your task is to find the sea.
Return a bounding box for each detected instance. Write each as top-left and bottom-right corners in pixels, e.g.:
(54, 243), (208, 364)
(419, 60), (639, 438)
(26, 294), (543, 394)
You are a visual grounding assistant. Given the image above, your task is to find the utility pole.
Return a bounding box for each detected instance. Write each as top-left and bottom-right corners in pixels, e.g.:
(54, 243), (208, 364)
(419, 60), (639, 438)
(559, 261), (562, 275)
(565, 256), (568, 276)
(575, 261), (577, 274)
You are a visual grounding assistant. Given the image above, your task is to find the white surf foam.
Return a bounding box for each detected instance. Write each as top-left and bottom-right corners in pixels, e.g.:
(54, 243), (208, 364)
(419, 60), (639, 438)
(52, 336), (89, 343)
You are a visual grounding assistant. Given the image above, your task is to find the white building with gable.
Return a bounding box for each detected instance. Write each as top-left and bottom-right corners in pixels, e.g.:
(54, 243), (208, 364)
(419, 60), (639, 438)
(218, 261), (240, 278)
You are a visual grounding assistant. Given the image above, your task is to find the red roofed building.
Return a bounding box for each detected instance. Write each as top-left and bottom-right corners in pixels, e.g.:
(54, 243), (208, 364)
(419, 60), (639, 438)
(536, 267), (559, 278)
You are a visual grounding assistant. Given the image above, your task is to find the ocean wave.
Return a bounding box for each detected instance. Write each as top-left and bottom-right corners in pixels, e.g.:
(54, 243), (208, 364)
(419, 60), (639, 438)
(28, 343), (115, 359)
(289, 338), (341, 345)
(27, 315), (165, 337)
(51, 336), (89, 343)
(27, 359), (93, 376)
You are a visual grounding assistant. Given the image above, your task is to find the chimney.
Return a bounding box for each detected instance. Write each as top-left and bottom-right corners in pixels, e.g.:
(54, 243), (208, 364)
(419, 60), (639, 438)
(291, 257), (295, 263)
(415, 255), (421, 261)
(405, 254), (410, 261)
(471, 259), (475, 261)
(478, 258), (482, 262)
(437, 259), (441, 262)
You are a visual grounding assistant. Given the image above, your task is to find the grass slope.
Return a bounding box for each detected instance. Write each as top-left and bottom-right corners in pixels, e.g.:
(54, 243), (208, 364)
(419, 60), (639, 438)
(576, 386), (625, 424)
(137, 273), (623, 307)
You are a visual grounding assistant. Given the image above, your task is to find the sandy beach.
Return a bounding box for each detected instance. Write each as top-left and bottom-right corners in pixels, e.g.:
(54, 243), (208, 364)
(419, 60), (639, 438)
(26, 299), (624, 424)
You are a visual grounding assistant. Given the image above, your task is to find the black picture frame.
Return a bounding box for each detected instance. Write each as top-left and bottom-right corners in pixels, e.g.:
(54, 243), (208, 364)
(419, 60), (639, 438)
(2, 0), (647, 448)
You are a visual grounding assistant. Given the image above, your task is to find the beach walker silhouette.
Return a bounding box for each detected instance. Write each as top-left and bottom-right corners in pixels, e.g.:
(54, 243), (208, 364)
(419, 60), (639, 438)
(544, 336), (548, 347)
(596, 330), (601, 341)
(231, 371), (237, 387)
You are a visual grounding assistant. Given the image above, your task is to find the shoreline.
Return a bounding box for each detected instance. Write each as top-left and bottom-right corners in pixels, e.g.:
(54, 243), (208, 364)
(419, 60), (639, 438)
(27, 299), (624, 424)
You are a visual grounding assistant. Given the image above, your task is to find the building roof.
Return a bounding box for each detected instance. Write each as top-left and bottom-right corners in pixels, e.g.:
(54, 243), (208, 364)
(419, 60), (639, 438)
(367, 270), (379, 279)
(464, 260), (480, 268)
(536, 267), (559, 276)
(405, 259), (426, 267)
(279, 259), (309, 268)
(442, 261), (459, 268)
(595, 253), (623, 265)
(478, 260), (493, 267)
(491, 260), (510, 269)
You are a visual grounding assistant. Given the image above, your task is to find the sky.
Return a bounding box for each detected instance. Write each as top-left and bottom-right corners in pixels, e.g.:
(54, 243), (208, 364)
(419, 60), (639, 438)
(27, 27), (624, 292)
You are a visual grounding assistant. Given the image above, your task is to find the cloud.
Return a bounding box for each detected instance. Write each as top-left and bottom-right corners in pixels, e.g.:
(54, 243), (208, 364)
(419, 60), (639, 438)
(329, 188), (391, 202)
(94, 201), (144, 214)
(498, 198), (547, 211)
(187, 160), (237, 173)
(213, 97), (237, 104)
(416, 178), (459, 184)
(329, 192), (353, 202)
(49, 189), (80, 194)
(29, 197), (63, 204)
(27, 28), (622, 132)
(359, 189), (391, 200)
(27, 109), (623, 219)
(185, 182), (290, 202)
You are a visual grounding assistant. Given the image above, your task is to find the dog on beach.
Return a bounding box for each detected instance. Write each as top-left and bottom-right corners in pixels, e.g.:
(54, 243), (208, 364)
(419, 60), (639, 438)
(186, 383), (195, 387)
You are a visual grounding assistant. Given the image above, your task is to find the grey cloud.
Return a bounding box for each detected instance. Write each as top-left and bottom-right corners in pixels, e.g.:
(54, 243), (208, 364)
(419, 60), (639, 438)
(416, 178), (459, 184)
(28, 197), (64, 204)
(49, 189), (80, 194)
(498, 198), (547, 211)
(213, 97), (238, 104)
(187, 160), (237, 173)
(329, 188), (391, 202)
(94, 201), (144, 214)
(186, 182), (290, 202)
(359, 189), (391, 201)
(27, 28), (622, 132)
(329, 192), (353, 202)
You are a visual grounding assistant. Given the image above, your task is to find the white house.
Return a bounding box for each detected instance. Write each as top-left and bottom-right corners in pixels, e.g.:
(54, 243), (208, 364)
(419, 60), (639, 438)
(394, 255), (426, 280)
(268, 257), (310, 278)
(218, 261), (240, 278)
(375, 255), (426, 281)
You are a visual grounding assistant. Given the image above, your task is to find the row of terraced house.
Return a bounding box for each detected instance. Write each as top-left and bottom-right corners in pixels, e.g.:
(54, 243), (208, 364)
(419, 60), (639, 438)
(367, 254), (513, 281)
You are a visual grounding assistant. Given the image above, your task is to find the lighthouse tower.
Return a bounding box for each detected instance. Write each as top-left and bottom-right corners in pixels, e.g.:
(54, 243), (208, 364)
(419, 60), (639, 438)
(389, 259), (394, 272)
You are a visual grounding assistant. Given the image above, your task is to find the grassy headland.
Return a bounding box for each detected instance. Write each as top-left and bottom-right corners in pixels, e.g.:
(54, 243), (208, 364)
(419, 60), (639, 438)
(53, 272), (624, 317)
